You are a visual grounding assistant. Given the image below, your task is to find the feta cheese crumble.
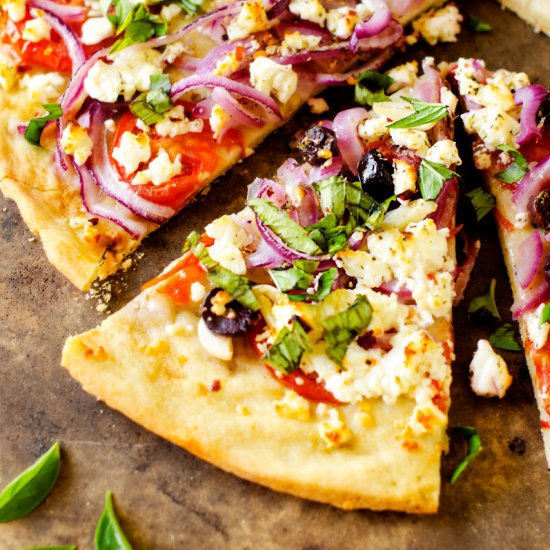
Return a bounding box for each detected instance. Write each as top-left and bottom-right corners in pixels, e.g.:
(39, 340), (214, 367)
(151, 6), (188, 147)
(80, 17), (115, 46)
(226, 1), (269, 41)
(249, 57), (298, 104)
(61, 123), (93, 166)
(470, 339), (512, 398)
(132, 148), (182, 186)
(111, 132), (151, 175)
(412, 4), (462, 46)
(289, 0), (326, 27)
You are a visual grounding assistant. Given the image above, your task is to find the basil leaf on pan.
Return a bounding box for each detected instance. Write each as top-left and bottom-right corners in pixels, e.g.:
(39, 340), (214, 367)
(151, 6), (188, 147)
(24, 104), (63, 147)
(489, 323), (521, 351)
(418, 159), (459, 201)
(466, 187), (496, 221)
(495, 144), (528, 183)
(468, 15), (492, 33)
(262, 318), (311, 374)
(540, 303), (550, 325)
(322, 295), (372, 365)
(248, 198), (324, 256)
(0, 442), (60, 522)
(468, 278), (501, 320)
(450, 426), (482, 484)
(387, 97), (448, 129)
(95, 491), (133, 550)
(354, 70), (394, 107)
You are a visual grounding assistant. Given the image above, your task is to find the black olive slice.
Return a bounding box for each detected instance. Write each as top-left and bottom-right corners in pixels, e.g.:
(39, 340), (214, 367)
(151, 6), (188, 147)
(357, 149), (394, 202)
(201, 288), (257, 336)
(297, 125), (339, 165)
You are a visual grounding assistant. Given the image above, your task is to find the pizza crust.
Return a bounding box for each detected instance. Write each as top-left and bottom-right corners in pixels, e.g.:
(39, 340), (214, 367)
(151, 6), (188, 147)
(497, 0), (550, 36)
(61, 286), (450, 513)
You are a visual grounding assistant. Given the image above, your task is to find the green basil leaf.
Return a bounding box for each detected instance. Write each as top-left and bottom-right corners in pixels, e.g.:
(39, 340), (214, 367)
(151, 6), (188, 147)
(95, 491), (133, 550)
(322, 295), (372, 365)
(270, 260), (318, 292)
(418, 159), (459, 201)
(25, 546), (76, 550)
(130, 75), (173, 124)
(262, 318), (311, 374)
(387, 97), (448, 129)
(540, 303), (550, 325)
(489, 323), (521, 351)
(306, 213), (353, 255)
(468, 14), (492, 32)
(24, 104), (63, 147)
(129, 94), (164, 125)
(248, 198), (323, 255)
(365, 194), (396, 229)
(354, 70), (394, 107)
(0, 442), (60, 522)
(465, 187), (496, 221)
(450, 426), (482, 484)
(468, 278), (501, 320)
(288, 267), (338, 303)
(178, 0), (203, 15)
(183, 231), (260, 311)
(495, 144), (528, 183)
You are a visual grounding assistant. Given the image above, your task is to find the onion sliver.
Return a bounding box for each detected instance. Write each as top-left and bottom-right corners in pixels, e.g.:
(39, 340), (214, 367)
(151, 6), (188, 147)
(171, 74), (282, 120)
(87, 103), (176, 224)
(515, 84), (548, 145)
(333, 107), (368, 174)
(75, 161), (153, 239)
(211, 87), (264, 128)
(350, 0), (391, 51)
(453, 235), (480, 306)
(30, 0), (85, 22)
(517, 230), (544, 289)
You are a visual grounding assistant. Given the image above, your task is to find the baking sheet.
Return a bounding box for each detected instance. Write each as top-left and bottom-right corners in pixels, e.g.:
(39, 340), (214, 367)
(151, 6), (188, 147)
(1, 1), (550, 548)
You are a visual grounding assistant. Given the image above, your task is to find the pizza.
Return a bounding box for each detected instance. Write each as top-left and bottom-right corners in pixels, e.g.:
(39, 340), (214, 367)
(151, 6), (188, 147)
(62, 57), (463, 513)
(497, 0), (550, 36)
(450, 58), (550, 465)
(0, 0), (450, 291)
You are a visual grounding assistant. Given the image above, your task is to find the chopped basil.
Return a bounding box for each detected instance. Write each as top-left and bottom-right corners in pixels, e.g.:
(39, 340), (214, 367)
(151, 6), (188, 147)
(291, 269), (337, 302)
(306, 213), (354, 255)
(468, 14), (492, 33)
(24, 104), (63, 147)
(178, 0), (203, 15)
(451, 426), (482, 484)
(495, 144), (528, 184)
(489, 323), (521, 351)
(270, 260), (317, 292)
(466, 187), (496, 221)
(541, 303), (550, 325)
(262, 318), (311, 374)
(183, 231), (260, 311)
(468, 278), (501, 320)
(387, 97), (448, 129)
(130, 74), (173, 125)
(94, 491), (133, 550)
(248, 198), (323, 256)
(0, 442), (60, 522)
(354, 70), (394, 107)
(109, 1), (167, 53)
(322, 295), (372, 365)
(418, 159), (459, 201)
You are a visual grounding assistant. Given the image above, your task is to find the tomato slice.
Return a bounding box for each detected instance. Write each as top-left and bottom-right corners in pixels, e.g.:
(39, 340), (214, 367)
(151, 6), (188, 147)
(1, 11), (72, 73)
(248, 320), (341, 405)
(527, 339), (550, 416)
(111, 111), (236, 211)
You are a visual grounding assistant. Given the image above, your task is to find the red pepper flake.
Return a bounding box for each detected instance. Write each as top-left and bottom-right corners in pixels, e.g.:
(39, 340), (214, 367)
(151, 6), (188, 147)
(210, 379), (221, 392)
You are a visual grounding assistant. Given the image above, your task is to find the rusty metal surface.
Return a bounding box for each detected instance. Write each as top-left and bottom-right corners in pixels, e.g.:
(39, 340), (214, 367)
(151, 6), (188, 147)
(1, 1), (550, 548)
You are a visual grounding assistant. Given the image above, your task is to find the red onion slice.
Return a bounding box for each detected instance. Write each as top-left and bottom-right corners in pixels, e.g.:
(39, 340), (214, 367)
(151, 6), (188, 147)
(512, 277), (550, 319)
(351, 20), (403, 52)
(40, 9), (86, 75)
(376, 279), (413, 300)
(246, 238), (287, 269)
(515, 84), (548, 146)
(333, 107), (368, 174)
(171, 74), (282, 120)
(517, 230), (544, 289)
(383, 0), (423, 18)
(211, 86), (264, 128)
(453, 235), (480, 306)
(86, 103), (176, 223)
(248, 177), (288, 207)
(513, 156), (550, 212)
(268, 0), (289, 19)
(308, 155), (343, 183)
(30, 0), (85, 22)
(350, 0), (391, 51)
(429, 178), (459, 231)
(75, 161), (153, 239)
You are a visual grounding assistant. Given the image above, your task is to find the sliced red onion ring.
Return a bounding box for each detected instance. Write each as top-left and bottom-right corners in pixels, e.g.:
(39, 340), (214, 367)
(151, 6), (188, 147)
(333, 107), (368, 174)
(246, 238), (287, 269)
(383, 0), (423, 18)
(211, 86), (264, 128)
(453, 235), (480, 306)
(40, 9), (86, 75)
(376, 279), (413, 300)
(351, 21), (403, 52)
(349, 0), (391, 51)
(409, 58), (441, 102)
(30, 0), (85, 22)
(86, 103), (176, 224)
(308, 155), (343, 183)
(517, 230), (544, 289)
(277, 158), (309, 187)
(515, 84), (548, 145)
(248, 177), (288, 207)
(289, 185), (318, 227)
(171, 74), (282, 120)
(268, 0), (289, 19)
(75, 161), (153, 239)
(513, 156), (550, 212)
(512, 276), (550, 319)
(430, 178), (459, 230)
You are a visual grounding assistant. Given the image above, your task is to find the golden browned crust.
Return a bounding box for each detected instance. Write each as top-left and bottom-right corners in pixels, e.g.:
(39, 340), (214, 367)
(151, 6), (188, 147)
(61, 284), (451, 513)
(498, 0), (550, 36)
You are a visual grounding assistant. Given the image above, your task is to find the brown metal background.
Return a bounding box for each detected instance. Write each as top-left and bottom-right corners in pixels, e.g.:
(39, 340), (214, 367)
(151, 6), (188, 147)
(2, 1), (550, 548)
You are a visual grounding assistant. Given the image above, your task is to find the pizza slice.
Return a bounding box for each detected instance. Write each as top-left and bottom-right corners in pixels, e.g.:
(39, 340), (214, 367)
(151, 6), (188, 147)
(497, 1), (550, 36)
(0, 0), (450, 290)
(450, 58), (550, 464)
(62, 58), (463, 512)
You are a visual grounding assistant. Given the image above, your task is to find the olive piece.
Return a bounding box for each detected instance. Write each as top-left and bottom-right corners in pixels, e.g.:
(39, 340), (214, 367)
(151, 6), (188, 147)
(536, 93), (550, 125)
(201, 288), (257, 336)
(297, 125), (339, 165)
(530, 189), (550, 230)
(357, 149), (394, 202)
